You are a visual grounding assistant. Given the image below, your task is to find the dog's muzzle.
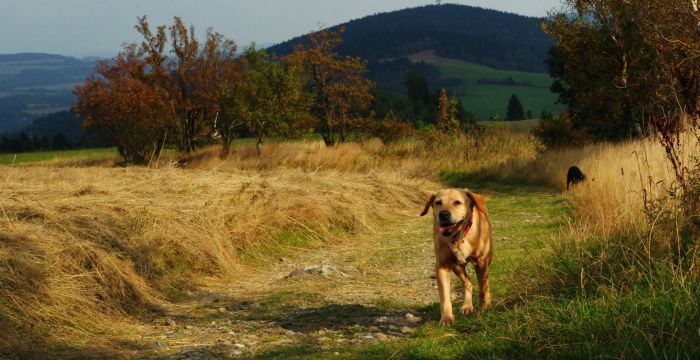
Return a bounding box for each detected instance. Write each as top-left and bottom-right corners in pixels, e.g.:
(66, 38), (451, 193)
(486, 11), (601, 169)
(438, 218), (465, 237)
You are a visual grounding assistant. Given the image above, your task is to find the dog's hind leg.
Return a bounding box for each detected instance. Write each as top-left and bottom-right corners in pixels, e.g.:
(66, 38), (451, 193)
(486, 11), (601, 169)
(475, 259), (491, 310)
(451, 264), (474, 315)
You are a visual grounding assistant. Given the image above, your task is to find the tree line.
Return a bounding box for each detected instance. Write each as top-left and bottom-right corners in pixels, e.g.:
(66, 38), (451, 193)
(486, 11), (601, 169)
(73, 18), (384, 164)
(540, 0), (700, 145)
(73, 17), (487, 164)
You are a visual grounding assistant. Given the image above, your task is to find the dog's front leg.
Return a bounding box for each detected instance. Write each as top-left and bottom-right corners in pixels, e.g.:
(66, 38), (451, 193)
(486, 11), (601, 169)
(451, 263), (473, 315)
(436, 264), (454, 326)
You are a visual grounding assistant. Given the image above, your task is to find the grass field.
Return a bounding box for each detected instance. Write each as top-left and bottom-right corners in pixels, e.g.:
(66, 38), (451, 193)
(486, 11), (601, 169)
(1, 133), (698, 358)
(408, 50), (566, 120)
(0, 148), (118, 165)
(477, 119), (540, 134)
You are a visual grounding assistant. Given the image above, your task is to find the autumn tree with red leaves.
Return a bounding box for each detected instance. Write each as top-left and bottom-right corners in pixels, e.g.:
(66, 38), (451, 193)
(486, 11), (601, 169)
(74, 16), (238, 163)
(285, 27), (373, 146)
(74, 44), (171, 165)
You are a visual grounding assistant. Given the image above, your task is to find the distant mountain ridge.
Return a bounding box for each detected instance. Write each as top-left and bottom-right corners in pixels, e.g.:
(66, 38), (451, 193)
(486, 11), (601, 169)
(0, 53), (76, 62)
(0, 52), (94, 90)
(268, 4), (552, 72)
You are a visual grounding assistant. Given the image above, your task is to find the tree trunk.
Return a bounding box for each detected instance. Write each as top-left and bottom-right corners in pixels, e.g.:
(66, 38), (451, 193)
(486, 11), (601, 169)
(221, 135), (231, 159)
(256, 138), (263, 157)
(340, 112), (347, 143)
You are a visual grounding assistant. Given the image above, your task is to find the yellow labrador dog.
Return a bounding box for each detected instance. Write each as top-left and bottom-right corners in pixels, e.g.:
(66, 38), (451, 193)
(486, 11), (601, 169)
(420, 189), (492, 326)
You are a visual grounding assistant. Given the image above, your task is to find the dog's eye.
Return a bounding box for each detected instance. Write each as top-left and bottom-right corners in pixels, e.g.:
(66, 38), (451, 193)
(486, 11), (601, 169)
(435, 200), (442, 206)
(454, 200), (462, 206)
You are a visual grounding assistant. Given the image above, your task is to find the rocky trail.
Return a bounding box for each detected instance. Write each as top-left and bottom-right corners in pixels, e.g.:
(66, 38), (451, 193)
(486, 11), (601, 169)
(131, 184), (567, 359)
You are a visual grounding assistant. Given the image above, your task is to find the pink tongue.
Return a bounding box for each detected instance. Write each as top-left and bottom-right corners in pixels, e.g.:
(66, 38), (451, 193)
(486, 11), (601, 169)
(438, 225), (451, 234)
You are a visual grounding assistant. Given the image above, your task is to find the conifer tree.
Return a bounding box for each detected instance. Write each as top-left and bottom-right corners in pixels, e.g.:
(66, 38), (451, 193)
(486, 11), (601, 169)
(506, 94), (525, 121)
(437, 88), (460, 134)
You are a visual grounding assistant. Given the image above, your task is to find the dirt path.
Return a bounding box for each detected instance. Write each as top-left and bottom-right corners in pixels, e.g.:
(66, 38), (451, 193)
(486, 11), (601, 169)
(134, 184), (568, 359)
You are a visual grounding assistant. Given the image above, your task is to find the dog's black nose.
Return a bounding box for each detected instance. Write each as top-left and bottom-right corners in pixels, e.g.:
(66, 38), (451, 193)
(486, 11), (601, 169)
(439, 211), (451, 220)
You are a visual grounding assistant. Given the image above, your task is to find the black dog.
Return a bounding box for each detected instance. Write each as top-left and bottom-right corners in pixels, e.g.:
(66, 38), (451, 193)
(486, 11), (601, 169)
(566, 166), (586, 190)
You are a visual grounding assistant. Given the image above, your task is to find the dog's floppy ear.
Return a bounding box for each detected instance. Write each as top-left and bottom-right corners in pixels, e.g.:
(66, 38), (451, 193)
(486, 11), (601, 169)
(464, 190), (487, 213)
(420, 193), (436, 216)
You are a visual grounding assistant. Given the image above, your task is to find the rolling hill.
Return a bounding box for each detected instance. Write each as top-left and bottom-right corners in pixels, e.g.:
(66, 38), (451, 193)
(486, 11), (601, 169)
(269, 3), (562, 120)
(0, 53), (94, 132)
(268, 4), (552, 72)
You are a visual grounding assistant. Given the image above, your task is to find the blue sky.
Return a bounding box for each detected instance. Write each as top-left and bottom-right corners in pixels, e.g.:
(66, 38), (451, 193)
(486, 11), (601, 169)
(0, 0), (564, 57)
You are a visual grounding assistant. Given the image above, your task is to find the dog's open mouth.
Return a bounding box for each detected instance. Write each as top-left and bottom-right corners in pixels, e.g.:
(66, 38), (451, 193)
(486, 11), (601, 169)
(438, 219), (464, 236)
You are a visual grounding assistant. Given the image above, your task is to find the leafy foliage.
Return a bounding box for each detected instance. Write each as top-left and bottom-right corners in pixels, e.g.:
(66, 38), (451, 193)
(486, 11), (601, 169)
(284, 27), (374, 146)
(369, 112), (416, 145)
(74, 45), (171, 164)
(545, 0), (700, 218)
(532, 111), (588, 149)
(222, 47), (311, 156)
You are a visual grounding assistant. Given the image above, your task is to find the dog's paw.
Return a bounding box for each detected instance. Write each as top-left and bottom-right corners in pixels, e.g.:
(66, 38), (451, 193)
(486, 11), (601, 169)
(439, 314), (455, 326)
(459, 304), (474, 315)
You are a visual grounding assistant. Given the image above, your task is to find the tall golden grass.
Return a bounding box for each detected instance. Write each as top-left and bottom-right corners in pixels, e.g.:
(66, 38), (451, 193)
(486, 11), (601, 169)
(0, 164), (437, 355)
(185, 128), (539, 177)
(174, 128), (697, 239)
(489, 135), (699, 237)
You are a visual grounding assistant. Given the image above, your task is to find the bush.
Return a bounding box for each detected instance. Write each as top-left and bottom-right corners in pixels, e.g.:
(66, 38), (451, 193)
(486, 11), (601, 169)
(532, 112), (588, 149)
(371, 112), (416, 144)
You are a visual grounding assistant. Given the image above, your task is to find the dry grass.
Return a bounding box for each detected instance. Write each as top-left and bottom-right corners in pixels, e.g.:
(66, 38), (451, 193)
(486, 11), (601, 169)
(184, 128), (539, 178)
(485, 135), (700, 237)
(3, 127), (696, 356)
(0, 164), (437, 356)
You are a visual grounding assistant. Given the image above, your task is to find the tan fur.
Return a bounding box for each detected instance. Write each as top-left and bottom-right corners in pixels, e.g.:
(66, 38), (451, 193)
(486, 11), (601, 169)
(420, 188), (493, 326)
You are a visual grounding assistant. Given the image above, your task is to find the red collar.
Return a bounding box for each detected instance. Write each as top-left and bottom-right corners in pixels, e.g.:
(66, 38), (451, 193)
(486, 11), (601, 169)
(463, 222), (472, 236)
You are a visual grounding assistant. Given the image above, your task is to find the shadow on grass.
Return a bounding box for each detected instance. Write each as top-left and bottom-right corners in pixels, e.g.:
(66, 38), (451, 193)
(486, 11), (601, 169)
(1, 333), (144, 360)
(247, 303), (436, 333)
(439, 170), (559, 195)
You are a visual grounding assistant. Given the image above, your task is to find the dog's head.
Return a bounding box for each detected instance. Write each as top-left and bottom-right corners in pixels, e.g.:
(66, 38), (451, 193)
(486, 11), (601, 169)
(420, 189), (486, 237)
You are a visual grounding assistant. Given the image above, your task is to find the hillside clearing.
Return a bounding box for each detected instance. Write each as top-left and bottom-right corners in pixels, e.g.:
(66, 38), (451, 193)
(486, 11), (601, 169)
(407, 50), (565, 119)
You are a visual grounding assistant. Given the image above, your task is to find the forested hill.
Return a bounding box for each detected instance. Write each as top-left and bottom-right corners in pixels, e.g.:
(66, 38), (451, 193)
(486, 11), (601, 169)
(268, 4), (552, 72)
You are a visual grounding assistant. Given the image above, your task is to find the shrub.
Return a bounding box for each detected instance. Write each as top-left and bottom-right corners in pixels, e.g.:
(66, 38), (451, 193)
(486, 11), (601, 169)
(371, 112), (416, 144)
(532, 112), (588, 149)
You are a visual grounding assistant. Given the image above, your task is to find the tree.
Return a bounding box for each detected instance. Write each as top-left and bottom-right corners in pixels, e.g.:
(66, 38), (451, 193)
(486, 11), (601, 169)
(546, 0), (700, 217)
(506, 94), (525, 121)
(285, 27), (373, 146)
(404, 70), (431, 113)
(167, 17), (236, 153)
(74, 44), (171, 165)
(437, 88), (460, 134)
(233, 46), (311, 156)
(371, 112), (416, 144)
(543, 3), (657, 139)
(51, 133), (72, 150)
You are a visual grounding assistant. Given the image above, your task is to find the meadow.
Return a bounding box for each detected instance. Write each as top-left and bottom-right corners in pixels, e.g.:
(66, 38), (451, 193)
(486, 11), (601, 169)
(408, 50), (566, 119)
(0, 128), (698, 358)
(0, 147), (118, 165)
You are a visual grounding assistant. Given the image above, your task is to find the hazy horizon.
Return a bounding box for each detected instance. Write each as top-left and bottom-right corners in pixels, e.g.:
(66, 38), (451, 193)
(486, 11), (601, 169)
(0, 0), (563, 58)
